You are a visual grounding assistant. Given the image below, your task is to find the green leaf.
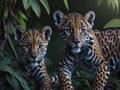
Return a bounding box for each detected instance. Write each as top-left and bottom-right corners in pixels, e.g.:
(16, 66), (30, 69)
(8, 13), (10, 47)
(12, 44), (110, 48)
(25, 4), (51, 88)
(14, 72), (30, 90)
(17, 18), (26, 29)
(97, 0), (103, 7)
(22, 0), (31, 10)
(112, 0), (119, 13)
(6, 74), (20, 90)
(76, 71), (81, 77)
(13, 0), (17, 4)
(115, 80), (120, 90)
(31, 0), (41, 17)
(63, 0), (69, 10)
(39, 0), (50, 14)
(4, 7), (9, 18)
(107, 0), (119, 13)
(0, 57), (13, 65)
(18, 11), (28, 20)
(16, 11), (27, 29)
(0, 64), (15, 75)
(104, 19), (120, 29)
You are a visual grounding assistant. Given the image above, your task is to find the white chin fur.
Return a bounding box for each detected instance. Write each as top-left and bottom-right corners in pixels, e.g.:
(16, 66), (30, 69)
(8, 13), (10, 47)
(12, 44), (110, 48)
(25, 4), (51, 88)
(71, 48), (81, 53)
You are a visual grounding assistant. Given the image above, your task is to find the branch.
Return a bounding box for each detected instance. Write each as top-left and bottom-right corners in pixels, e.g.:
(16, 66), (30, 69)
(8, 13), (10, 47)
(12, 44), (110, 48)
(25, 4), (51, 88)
(8, 35), (19, 62)
(0, 0), (21, 61)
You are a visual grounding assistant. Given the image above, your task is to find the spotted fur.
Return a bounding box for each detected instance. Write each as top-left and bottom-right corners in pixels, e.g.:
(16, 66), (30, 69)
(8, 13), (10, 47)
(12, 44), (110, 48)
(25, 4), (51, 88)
(53, 10), (120, 90)
(14, 25), (52, 90)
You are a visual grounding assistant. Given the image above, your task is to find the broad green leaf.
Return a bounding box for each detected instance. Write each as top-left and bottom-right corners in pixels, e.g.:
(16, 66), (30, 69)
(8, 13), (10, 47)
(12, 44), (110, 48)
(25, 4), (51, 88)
(39, 0), (50, 14)
(97, 0), (103, 7)
(22, 0), (31, 10)
(63, 0), (69, 10)
(31, 0), (41, 17)
(0, 64), (15, 77)
(6, 74), (20, 90)
(14, 72), (30, 90)
(104, 19), (120, 29)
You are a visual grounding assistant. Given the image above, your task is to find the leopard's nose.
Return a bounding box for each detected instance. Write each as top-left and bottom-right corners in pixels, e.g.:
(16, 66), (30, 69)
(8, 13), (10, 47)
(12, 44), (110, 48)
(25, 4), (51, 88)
(31, 53), (37, 59)
(73, 39), (80, 45)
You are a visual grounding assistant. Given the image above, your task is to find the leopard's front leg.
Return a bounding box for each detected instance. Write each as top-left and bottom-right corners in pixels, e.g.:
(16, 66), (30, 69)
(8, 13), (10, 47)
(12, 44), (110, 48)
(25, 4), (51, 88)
(59, 67), (74, 90)
(93, 61), (110, 90)
(40, 61), (51, 90)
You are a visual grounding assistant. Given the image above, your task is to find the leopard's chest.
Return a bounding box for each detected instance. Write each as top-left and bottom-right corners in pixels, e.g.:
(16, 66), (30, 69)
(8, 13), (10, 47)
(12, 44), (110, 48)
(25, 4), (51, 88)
(74, 50), (100, 73)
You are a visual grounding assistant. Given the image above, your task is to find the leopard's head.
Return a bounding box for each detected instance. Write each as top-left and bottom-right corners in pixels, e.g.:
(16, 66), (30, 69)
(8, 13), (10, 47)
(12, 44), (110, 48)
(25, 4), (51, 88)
(53, 10), (95, 53)
(14, 26), (52, 64)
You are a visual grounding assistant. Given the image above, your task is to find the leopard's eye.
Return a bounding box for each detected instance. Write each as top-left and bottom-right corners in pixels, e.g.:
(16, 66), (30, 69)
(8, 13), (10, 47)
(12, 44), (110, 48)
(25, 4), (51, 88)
(23, 41), (29, 48)
(39, 41), (44, 48)
(86, 35), (90, 40)
(81, 28), (86, 33)
(39, 44), (44, 48)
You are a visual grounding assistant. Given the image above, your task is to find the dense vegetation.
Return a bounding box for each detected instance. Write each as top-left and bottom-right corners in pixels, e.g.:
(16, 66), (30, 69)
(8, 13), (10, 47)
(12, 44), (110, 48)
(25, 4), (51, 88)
(0, 0), (120, 90)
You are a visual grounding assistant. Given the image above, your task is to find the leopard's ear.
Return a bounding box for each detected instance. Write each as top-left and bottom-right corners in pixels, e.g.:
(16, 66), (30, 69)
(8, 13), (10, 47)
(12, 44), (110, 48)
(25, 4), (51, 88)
(53, 10), (65, 27)
(85, 11), (95, 27)
(42, 26), (52, 41)
(14, 25), (24, 41)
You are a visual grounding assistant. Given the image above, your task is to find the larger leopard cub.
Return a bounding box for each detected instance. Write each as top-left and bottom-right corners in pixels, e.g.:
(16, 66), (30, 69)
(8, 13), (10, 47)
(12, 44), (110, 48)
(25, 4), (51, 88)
(53, 10), (120, 90)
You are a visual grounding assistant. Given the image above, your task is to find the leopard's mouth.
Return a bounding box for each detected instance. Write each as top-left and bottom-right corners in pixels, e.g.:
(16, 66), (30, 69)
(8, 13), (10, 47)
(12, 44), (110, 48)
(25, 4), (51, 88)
(71, 46), (81, 53)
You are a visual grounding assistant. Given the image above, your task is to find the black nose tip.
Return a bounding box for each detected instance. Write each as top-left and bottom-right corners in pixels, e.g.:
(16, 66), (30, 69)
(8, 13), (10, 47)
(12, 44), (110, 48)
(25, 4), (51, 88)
(73, 39), (80, 45)
(31, 54), (37, 59)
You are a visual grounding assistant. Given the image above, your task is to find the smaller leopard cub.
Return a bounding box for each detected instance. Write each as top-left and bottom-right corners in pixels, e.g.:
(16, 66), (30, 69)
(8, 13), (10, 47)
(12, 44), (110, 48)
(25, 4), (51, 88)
(14, 25), (52, 90)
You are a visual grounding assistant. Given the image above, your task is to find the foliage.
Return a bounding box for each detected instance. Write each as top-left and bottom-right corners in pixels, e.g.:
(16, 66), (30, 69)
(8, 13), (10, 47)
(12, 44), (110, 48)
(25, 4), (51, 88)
(104, 19), (120, 29)
(0, 0), (120, 90)
(97, 0), (119, 13)
(63, 0), (69, 10)
(0, 56), (35, 90)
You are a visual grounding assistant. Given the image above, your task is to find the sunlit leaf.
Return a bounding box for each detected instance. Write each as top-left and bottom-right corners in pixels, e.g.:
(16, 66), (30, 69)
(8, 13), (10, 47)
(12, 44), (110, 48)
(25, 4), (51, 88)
(107, 0), (119, 13)
(97, 0), (103, 7)
(31, 0), (41, 17)
(63, 0), (69, 10)
(39, 0), (50, 14)
(22, 0), (31, 10)
(104, 19), (120, 29)
(6, 74), (20, 90)
(113, 0), (119, 13)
